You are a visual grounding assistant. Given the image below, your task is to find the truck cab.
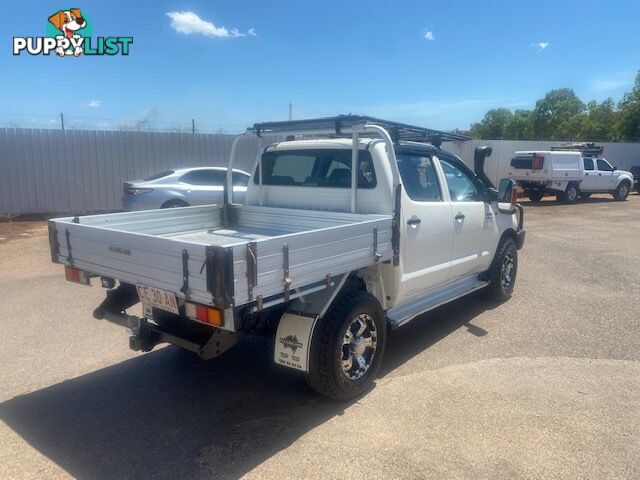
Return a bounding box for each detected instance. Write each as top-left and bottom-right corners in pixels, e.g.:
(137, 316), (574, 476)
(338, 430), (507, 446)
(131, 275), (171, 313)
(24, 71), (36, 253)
(580, 156), (634, 199)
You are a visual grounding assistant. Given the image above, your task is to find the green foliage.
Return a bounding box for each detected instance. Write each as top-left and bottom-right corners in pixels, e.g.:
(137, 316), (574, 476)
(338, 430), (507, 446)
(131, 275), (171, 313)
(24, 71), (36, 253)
(470, 73), (640, 141)
(469, 108), (512, 139)
(531, 88), (585, 139)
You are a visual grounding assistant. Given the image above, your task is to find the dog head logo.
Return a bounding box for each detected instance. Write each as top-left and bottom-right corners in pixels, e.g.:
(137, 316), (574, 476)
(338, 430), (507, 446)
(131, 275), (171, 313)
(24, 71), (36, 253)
(48, 9), (86, 38)
(47, 8), (87, 56)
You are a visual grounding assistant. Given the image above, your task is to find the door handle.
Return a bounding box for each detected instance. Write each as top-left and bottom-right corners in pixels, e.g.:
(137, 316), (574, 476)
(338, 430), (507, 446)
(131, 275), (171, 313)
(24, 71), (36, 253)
(598, 173), (602, 176)
(407, 216), (421, 225)
(455, 213), (465, 221)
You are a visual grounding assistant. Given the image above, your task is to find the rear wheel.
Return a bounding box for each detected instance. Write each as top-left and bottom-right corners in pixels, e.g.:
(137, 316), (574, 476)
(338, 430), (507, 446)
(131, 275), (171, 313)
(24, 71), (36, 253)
(483, 237), (518, 303)
(613, 181), (630, 201)
(305, 291), (386, 401)
(561, 184), (579, 204)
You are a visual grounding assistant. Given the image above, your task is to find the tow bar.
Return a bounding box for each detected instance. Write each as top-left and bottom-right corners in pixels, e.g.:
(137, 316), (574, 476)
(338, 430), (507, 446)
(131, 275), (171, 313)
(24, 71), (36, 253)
(93, 283), (238, 359)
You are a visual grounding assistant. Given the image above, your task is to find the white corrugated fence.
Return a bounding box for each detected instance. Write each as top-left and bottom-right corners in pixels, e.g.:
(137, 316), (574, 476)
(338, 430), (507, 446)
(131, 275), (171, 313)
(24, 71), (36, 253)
(1, 129), (639, 215)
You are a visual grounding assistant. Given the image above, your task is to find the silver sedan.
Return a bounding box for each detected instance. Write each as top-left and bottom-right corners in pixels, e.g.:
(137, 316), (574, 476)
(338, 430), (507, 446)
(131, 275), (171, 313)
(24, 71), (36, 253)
(122, 167), (250, 211)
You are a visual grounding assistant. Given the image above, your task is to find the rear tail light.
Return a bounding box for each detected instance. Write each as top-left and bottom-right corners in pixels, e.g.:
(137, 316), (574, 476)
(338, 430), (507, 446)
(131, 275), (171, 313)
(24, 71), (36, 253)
(124, 187), (153, 195)
(531, 154), (545, 170)
(185, 302), (224, 326)
(65, 266), (90, 285)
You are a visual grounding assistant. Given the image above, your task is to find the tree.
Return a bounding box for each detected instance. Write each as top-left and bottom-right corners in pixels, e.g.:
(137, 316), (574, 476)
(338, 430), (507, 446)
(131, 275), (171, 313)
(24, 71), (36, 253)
(469, 72), (640, 141)
(503, 109), (533, 140)
(580, 99), (616, 141)
(616, 72), (640, 141)
(531, 88), (585, 139)
(470, 108), (513, 139)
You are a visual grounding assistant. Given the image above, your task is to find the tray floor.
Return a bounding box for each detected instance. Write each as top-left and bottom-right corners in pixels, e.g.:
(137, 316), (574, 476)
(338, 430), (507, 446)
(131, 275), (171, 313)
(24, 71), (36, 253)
(162, 225), (296, 245)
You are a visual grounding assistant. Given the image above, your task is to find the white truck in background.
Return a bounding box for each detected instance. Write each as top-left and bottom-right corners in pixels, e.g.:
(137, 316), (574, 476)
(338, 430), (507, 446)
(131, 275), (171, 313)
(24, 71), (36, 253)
(48, 115), (525, 400)
(510, 143), (635, 203)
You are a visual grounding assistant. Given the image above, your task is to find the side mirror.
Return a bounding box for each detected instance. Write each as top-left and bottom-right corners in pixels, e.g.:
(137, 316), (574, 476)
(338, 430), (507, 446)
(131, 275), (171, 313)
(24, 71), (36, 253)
(497, 178), (517, 213)
(612, 166), (618, 171)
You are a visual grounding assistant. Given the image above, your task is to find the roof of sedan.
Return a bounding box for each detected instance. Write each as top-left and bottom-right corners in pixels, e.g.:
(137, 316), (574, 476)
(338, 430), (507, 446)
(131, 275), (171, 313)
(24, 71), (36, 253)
(169, 167), (249, 174)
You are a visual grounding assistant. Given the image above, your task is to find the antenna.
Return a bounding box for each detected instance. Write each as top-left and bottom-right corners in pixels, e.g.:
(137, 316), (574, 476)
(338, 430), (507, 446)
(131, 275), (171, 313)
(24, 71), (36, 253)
(288, 101), (293, 121)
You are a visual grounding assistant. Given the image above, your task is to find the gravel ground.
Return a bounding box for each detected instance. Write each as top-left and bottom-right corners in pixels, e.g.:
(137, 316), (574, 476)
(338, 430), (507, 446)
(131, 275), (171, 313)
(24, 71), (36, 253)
(0, 194), (639, 479)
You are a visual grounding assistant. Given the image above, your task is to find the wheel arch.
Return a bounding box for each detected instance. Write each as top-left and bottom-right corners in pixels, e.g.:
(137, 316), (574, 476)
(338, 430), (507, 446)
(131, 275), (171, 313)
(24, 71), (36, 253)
(161, 197), (190, 208)
(617, 177), (632, 188)
(496, 227), (521, 254)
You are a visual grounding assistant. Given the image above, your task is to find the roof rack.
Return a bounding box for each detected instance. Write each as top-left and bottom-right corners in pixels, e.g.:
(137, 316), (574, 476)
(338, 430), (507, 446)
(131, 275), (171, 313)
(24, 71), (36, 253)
(551, 142), (604, 157)
(250, 114), (471, 146)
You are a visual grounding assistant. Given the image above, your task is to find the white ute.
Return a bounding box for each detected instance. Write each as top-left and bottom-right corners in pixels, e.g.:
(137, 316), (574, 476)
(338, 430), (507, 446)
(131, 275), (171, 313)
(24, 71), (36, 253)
(49, 115), (525, 400)
(510, 142), (635, 203)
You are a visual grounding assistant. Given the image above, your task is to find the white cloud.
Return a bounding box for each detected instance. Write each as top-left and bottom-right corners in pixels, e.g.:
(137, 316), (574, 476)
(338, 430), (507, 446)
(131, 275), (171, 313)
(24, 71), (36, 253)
(532, 41), (550, 51)
(85, 100), (101, 108)
(166, 11), (255, 38)
(423, 30), (435, 41)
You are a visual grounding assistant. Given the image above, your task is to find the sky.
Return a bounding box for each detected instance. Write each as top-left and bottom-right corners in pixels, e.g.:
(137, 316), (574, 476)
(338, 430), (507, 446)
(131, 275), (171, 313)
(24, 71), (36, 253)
(2, 0), (640, 132)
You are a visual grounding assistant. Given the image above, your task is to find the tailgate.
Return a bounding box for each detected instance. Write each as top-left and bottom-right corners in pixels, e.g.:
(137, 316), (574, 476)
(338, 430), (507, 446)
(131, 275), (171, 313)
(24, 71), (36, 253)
(49, 218), (213, 307)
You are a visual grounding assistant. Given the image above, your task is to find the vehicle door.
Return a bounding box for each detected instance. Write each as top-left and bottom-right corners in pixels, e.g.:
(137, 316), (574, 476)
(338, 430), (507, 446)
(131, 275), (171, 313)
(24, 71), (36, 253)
(437, 155), (496, 279)
(397, 151), (454, 297)
(596, 158), (617, 191)
(581, 157), (598, 191)
(178, 169), (226, 205)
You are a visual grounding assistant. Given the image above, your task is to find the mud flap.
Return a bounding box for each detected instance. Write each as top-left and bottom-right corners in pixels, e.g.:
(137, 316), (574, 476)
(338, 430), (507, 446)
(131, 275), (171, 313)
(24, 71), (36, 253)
(274, 313), (318, 372)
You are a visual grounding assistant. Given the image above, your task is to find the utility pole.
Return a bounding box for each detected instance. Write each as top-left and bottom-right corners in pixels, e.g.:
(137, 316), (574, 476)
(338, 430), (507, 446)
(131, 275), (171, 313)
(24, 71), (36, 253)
(289, 101), (293, 121)
(60, 112), (65, 131)
(192, 118), (195, 134)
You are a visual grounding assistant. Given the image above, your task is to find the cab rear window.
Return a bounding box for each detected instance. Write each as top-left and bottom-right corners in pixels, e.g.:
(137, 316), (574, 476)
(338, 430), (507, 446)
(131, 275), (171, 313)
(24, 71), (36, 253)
(256, 149), (376, 188)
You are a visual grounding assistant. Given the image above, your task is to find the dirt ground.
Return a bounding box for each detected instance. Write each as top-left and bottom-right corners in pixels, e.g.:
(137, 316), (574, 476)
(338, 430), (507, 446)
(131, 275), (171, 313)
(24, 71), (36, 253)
(1, 194), (639, 479)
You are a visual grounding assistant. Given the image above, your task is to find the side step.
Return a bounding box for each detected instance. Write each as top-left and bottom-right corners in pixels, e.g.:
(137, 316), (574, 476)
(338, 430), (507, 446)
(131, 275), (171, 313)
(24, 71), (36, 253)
(386, 276), (488, 329)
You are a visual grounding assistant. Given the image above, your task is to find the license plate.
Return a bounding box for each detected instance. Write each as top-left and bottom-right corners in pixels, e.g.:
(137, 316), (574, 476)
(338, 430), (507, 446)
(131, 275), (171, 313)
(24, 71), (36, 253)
(136, 284), (179, 314)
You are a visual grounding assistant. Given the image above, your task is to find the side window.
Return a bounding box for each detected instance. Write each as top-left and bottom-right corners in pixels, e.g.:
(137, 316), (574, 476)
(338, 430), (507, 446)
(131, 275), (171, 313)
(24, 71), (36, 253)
(583, 158), (594, 171)
(597, 159), (613, 171)
(396, 155), (442, 201)
(180, 169), (226, 186)
(439, 158), (480, 202)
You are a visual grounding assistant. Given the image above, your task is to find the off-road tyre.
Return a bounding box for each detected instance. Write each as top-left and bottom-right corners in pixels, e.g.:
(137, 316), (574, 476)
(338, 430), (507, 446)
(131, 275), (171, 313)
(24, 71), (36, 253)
(305, 291), (386, 401)
(561, 184), (580, 204)
(483, 236), (518, 303)
(613, 181), (630, 201)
